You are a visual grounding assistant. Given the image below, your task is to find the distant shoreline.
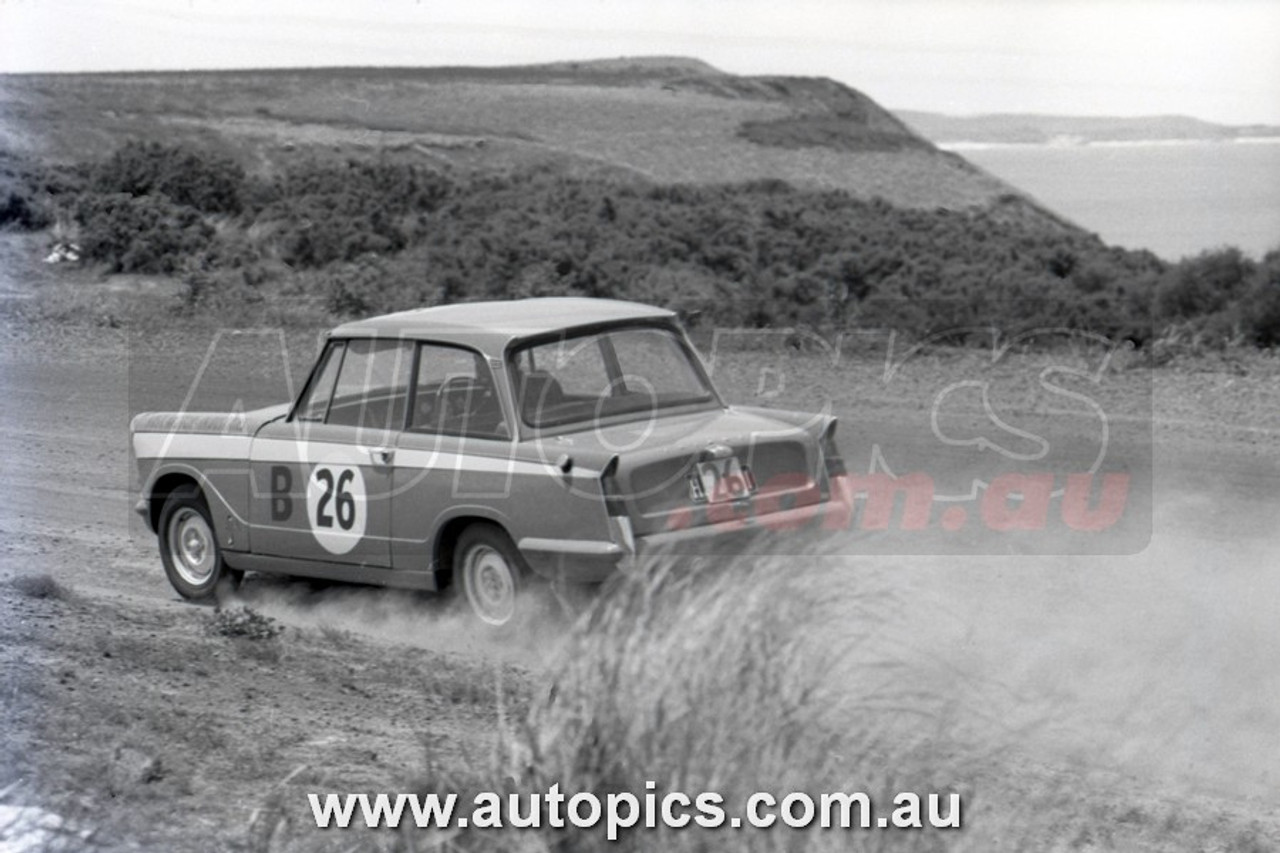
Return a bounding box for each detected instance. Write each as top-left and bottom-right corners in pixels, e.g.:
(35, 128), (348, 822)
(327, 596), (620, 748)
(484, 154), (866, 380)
(939, 137), (1280, 152)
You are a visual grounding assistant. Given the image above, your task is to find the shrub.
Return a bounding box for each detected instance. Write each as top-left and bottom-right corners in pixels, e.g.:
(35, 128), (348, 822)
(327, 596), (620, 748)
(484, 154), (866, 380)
(0, 187), (53, 230)
(260, 159), (451, 268)
(75, 193), (215, 273)
(0, 151), (82, 231)
(85, 199), (206, 271)
(93, 140), (245, 214)
(323, 251), (439, 316)
(1156, 247), (1254, 320)
(1243, 249), (1280, 347)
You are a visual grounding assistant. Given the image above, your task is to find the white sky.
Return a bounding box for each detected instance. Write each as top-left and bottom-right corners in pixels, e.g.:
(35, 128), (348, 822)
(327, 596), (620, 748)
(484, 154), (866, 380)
(2, 0), (1278, 124)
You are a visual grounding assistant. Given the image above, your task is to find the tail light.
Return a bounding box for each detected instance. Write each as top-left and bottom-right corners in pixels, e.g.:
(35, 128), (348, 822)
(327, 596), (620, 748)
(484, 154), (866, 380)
(600, 455), (627, 517)
(821, 419), (846, 477)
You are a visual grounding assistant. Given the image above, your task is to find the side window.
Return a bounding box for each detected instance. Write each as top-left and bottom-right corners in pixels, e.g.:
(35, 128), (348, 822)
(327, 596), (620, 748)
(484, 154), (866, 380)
(294, 342), (344, 422)
(326, 339), (414, 431)
(411, 344), (508, 439)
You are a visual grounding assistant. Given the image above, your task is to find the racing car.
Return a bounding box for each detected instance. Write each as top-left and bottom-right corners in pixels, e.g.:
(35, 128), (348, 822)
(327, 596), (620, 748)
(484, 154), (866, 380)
(131, 297), (846, 625)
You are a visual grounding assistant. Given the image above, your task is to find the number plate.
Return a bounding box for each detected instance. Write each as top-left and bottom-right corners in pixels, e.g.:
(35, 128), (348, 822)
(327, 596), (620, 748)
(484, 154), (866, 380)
(693, 457), (754, 503)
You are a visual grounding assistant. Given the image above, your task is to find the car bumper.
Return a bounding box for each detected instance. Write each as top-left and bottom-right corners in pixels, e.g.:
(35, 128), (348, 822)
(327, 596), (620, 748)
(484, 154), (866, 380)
(517, 498), (841, 584)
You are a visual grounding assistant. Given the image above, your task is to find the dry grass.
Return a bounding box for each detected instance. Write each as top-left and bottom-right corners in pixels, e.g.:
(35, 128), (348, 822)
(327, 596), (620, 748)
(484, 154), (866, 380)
(7, 572), (71, 601)
(408, 556), (996, 851)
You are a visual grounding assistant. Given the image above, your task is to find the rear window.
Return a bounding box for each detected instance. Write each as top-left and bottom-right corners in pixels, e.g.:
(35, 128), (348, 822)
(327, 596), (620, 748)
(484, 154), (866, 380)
(511, 326), (716, 429)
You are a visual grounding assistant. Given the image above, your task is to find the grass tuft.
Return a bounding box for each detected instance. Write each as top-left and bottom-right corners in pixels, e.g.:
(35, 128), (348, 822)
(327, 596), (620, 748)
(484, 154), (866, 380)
(208, 605), (283, 641)
(419, 555), (986, 851)
(8, 573), (70, 601)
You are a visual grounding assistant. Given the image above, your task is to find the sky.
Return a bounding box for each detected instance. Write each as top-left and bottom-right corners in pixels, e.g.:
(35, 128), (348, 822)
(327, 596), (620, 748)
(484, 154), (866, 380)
(1, 0), (1278, 125)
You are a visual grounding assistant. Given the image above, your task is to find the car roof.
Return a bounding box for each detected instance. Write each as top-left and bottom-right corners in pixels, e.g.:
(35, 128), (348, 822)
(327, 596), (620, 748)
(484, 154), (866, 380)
(328, 297), (677, 352)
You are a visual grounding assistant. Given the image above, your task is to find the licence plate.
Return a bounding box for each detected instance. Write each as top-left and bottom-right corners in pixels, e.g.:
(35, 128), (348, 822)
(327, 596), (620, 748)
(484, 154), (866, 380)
(692, 457), (754, 503)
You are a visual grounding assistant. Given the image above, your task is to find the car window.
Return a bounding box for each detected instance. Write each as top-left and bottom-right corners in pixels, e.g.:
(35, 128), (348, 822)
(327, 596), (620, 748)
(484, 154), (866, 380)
(608, 328), (709, 398)
(326, 339), (414, 432)
(294, 342), (344, 422)
(410, 344), (509, 439)
(513, 326), (716, 429)
(533, 337), (611, 397)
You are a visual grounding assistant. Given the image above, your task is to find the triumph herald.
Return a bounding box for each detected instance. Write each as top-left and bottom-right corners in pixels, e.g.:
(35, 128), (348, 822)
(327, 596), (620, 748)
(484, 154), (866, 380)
(131, 298), (845, 625)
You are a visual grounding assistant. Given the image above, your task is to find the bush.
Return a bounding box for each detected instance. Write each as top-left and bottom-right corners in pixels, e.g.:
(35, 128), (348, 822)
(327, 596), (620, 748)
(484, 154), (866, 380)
(93, 140), (245, 214)
(260, 159), (451, 268)
(0, 151), (81, 231)
(1243, 250), (1280, 347)
(0, 187), (53, 230)
(28, 141), (1280, 350)
(75, 193), (215, 273)
(323, 251), (439, 316)
(1157, 247), (1254, 320)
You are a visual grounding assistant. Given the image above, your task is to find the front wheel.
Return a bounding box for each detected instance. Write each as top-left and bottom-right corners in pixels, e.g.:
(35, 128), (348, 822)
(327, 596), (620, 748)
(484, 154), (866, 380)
(455, 524), (528, 627)
(158, 485), (235, 600)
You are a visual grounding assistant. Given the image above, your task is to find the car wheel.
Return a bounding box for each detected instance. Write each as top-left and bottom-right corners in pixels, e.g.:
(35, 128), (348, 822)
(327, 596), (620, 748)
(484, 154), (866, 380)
(158, 485), (234, 600)
(455, 524), (528, 627)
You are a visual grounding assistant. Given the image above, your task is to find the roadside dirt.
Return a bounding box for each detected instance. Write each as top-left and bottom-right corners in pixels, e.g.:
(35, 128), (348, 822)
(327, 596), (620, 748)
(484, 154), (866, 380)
(2, 323), (1279, 850)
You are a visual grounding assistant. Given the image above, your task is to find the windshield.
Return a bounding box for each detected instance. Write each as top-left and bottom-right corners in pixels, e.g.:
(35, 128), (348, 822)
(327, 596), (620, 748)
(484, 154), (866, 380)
(510, 325), (718, 429)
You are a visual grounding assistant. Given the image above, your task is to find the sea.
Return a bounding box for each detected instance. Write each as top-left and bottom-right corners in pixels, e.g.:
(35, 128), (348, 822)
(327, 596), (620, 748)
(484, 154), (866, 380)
(944, 138), (1280, 262)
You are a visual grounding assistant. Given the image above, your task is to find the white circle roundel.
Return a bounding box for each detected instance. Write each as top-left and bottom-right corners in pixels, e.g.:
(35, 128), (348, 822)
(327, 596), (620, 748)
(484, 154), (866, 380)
(304, 465), (367, 555)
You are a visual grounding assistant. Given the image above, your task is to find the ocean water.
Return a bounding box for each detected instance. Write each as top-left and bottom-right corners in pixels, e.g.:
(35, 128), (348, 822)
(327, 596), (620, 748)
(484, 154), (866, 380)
(948, 139), (1280, 262)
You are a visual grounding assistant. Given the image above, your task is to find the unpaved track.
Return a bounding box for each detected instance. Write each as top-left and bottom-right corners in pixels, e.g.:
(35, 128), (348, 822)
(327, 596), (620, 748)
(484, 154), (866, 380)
(3, 327), (1280, 848)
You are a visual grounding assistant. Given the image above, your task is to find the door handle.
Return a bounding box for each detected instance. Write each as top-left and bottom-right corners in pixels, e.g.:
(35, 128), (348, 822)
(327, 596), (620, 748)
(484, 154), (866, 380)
(368, 447), (395, 466)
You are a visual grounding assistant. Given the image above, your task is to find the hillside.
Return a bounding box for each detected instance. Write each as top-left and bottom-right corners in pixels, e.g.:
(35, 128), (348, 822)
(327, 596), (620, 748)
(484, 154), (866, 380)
(0, 61), (1024, 210)
(896, 110), (1280, 146)
(3, 59), (1275, 348)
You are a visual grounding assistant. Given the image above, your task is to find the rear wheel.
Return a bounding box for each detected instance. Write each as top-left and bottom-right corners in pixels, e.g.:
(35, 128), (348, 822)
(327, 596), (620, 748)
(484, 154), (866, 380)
(455, 524), (528, 627)
(158, 485), (237, 600)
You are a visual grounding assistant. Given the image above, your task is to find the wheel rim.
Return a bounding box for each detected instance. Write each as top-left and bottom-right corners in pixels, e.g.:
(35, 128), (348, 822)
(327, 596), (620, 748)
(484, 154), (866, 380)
(463, 544), (516, 626)
(168, 508), (216, 587)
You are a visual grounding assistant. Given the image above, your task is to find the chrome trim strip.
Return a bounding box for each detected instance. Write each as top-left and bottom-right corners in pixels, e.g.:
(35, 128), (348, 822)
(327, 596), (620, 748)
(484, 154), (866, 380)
(517, 537), (627, 557)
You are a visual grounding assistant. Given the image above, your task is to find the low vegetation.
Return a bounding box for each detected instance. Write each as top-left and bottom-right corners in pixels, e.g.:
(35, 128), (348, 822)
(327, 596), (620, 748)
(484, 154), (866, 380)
(415, 557), (980, 852)
(7, 572), (71, 601)
(207, 605), (283, 641)
(3, 138), (1277, 348)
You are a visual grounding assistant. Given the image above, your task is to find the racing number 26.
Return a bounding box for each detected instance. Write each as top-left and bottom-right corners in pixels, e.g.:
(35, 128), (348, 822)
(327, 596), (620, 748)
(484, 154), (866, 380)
(314, 467), (356, 530)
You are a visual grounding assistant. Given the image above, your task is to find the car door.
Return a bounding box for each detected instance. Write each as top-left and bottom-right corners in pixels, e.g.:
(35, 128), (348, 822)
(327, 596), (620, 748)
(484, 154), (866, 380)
(249, 337), (413, 568)
(391, 342), (517, 571)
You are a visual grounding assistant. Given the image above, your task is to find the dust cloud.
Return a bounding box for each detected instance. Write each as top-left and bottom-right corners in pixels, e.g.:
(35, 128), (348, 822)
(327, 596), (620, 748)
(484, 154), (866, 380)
(818, 462), (1279, 805)
(214, 448), (1277, 805)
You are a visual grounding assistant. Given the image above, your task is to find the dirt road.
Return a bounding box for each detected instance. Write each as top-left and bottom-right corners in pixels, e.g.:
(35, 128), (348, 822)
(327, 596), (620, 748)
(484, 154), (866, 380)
(2, 326), (1279, 849)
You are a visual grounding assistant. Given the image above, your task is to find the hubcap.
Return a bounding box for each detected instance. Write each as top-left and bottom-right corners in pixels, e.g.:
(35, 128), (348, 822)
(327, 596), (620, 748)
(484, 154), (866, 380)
(169, 508), (216, 586)
(464, 545), (516, 626)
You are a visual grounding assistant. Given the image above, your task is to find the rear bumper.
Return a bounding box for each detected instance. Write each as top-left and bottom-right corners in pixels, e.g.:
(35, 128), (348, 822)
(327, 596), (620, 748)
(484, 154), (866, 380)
(517, 498), (840, 584)
(638, 500), (831, 553)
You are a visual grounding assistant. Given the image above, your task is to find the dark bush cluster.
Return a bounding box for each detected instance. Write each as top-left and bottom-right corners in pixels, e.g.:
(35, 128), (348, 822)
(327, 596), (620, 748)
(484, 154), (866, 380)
(12, 138), (1280, 347)
(256, 160), (452, 267)
(92, 140), (245, 214)
(1155, 247), (1280, 346)
(75, 192), (214, 274)
(0, 151), (82, 231)
(370, 170), (1167, 341)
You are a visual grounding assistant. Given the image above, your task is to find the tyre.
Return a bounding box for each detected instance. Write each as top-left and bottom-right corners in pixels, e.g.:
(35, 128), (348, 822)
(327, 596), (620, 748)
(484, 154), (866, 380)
(454, 524), (528, 627)
(158, 485), (236, 600)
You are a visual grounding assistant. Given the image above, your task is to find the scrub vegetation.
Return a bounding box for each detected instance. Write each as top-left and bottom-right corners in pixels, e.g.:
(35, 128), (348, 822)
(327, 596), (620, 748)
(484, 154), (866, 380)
(3, 139), (1278, 347)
